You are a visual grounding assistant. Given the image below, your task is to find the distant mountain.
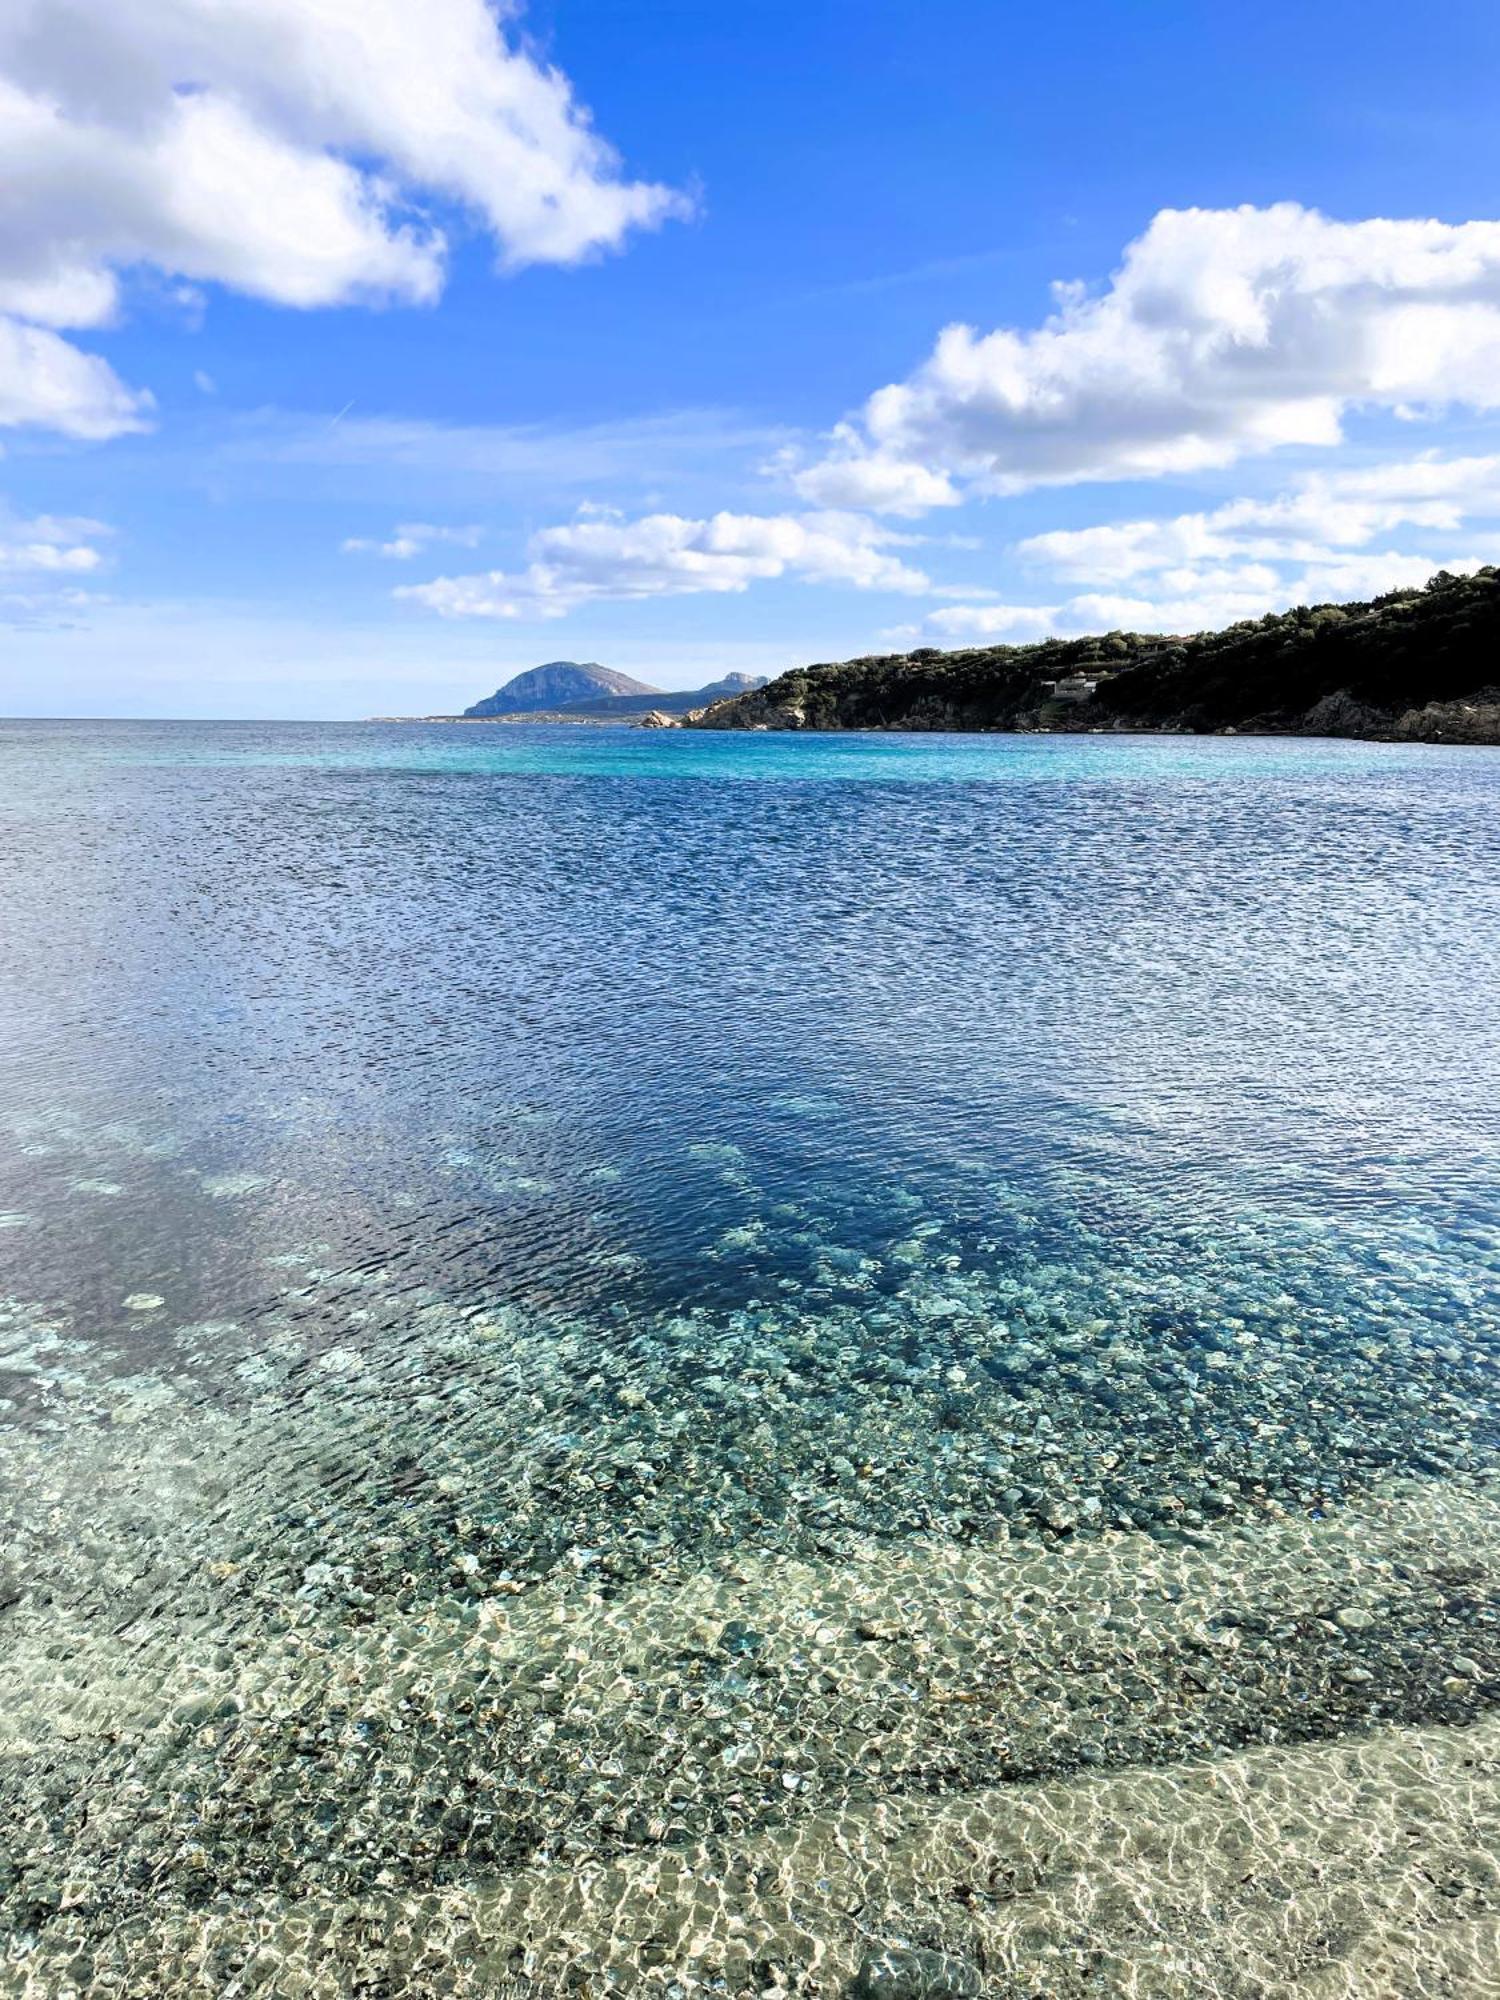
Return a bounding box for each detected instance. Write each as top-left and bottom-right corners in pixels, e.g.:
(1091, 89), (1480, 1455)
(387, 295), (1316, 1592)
(536, 672), (769, 720)
(456, 670), (770, 724)
(463, 662), (660, 716)
(687, 673), (769, 705)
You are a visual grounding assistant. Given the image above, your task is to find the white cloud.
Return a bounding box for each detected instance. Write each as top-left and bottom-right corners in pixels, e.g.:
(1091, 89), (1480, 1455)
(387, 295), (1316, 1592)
(777, 430), (961, 515)
(342, 522), (484, 560)
(0, 585), (98, 629)
(920, 604), (1067, 643)
(0, 503), (110, 574)
(1017, 453), (1500, 581)
(0, 314), (152, 439)
(397, 509), (932, 618)
(922, 450), (1500, 642)
(926, 555), (1491, 645)
(798, 204), (1500, 507)
(0, 0), (687, 438)
(0, 503), (109, 622)
(932, 554), (1497, 643)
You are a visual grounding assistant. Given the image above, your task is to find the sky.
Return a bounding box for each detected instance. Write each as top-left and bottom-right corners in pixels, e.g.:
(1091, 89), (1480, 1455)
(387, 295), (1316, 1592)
(4, 0), (1500, 718)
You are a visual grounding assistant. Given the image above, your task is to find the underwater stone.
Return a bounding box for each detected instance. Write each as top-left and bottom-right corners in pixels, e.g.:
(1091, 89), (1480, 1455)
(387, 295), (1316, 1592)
(718, 1620), (765, 1657)
(856, 1618), (904, 1642)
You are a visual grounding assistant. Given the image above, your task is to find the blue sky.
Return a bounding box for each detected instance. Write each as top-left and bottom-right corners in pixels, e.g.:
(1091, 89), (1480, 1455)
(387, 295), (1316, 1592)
(4, 0), (1500, 717)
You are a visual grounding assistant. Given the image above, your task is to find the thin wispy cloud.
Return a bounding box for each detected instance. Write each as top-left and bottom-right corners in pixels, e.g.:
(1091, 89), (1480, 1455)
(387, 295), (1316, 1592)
(808, 246), (1024, 302)
(342, 524), (484, 561)
(235, 409), (797, 484)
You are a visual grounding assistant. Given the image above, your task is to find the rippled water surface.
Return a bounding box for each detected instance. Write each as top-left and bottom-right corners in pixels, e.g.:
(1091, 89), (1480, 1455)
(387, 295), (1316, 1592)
(2, 720), (1499, 1997)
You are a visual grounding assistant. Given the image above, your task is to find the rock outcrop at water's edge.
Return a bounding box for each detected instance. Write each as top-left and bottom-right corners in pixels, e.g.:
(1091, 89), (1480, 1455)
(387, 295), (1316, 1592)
(682, 566), (1500, 741)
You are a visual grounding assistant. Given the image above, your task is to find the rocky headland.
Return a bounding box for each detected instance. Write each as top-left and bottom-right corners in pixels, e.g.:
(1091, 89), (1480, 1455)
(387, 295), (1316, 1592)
(682, 566), (1500, 742)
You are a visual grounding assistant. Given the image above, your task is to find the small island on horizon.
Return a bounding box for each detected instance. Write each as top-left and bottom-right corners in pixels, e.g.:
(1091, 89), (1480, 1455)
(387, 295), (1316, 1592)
(383, 663), (768, 726)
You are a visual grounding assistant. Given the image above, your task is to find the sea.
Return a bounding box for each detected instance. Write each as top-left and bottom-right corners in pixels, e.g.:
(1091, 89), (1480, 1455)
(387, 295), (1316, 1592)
(2, 718), (1498, 1997)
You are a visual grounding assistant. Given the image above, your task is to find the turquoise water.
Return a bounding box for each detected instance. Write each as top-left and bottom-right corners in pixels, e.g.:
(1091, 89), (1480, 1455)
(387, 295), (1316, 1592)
(18, 713), (1461, 779)
(2, 720), (1498, 1995)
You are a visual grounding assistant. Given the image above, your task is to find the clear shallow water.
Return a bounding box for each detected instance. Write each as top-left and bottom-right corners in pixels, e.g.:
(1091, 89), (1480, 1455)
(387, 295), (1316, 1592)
(2, 720), (1499, 1996)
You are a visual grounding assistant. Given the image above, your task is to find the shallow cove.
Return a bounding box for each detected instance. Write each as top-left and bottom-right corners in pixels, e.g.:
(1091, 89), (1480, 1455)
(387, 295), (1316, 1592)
(1, 720), (1498, 1996)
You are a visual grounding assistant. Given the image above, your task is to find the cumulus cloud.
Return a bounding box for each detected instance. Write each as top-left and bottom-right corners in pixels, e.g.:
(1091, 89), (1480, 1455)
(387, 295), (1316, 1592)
(342, 523), (484, 560)
(777, 431), (961, 516)
(0, 0), (687, 438)
(0, 315), (152, 439)
(922, 452), (1500, 642)
(797, 205), (1500, 507)
(397, 509), (931, 618)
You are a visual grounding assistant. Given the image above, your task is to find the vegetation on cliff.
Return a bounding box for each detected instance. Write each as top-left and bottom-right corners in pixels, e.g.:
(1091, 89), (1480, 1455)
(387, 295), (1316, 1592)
(686, 567), (1500, 741)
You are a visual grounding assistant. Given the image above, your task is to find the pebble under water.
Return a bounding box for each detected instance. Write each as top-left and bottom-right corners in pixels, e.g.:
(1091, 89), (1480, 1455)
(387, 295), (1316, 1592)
(1, 719), (1498, 1998)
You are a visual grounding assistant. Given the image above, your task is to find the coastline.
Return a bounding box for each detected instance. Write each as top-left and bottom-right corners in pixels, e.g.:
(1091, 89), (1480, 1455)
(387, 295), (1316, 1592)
(680, 687), (1500, 746)
(373, 710), (1500, 744)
